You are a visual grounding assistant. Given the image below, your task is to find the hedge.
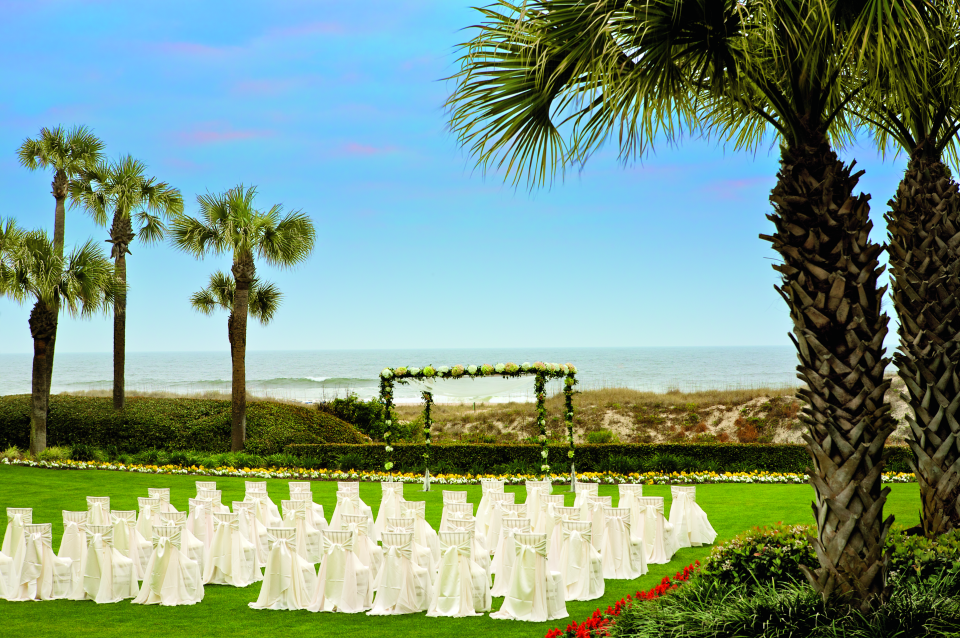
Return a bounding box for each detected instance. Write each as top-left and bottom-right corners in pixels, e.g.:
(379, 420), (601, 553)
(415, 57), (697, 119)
(284, 442), (914, 475)
(0, 395), (367, 454)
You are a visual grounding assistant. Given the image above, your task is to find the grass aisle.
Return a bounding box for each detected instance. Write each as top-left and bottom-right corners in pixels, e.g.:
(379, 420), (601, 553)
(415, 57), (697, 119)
(0, 465), (921, 638)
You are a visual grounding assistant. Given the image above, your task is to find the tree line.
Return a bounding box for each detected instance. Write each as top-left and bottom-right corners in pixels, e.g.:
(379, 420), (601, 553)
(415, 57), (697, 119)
(0, 126), (315, 456)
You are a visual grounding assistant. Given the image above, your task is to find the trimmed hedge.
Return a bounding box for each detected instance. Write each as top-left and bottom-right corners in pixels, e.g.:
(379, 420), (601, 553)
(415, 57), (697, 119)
(0, 395), (367, 454)
(284, 442), (914, 474)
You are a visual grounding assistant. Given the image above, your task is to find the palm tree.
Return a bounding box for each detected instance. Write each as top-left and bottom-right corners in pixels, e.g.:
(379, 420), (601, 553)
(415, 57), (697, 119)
(17, 125), (105, 408)
(191, 270), (282, 352)
(170, 185), (315, 451)
(70, 155), (183, 410)
(855, 4), (960, 538)
(446, 0), (924, 610)
(0, 219), (116, 455)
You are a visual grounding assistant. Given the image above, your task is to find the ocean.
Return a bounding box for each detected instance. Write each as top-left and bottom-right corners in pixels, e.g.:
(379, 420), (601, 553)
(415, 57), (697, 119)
(0, 347), (801, 403)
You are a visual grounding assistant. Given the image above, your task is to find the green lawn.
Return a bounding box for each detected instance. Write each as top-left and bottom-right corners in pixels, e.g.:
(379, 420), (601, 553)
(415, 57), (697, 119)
(0, 465), (922, 638)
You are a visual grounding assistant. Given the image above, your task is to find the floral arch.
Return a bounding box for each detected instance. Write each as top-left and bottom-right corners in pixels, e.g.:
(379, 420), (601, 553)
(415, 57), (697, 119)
(378, 361), (578, 488)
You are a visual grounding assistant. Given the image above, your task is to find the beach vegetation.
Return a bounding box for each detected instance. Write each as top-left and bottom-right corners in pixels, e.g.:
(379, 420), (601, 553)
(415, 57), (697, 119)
(171, 184), (316, 452)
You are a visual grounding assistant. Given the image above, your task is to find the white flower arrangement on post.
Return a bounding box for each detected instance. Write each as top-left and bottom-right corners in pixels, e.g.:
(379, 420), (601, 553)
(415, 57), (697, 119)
(378, 361), (578, 482)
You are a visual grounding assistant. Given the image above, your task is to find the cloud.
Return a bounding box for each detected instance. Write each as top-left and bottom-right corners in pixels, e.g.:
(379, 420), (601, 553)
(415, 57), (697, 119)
(340, 142), (400, 156)
(176, 125), (274, 145)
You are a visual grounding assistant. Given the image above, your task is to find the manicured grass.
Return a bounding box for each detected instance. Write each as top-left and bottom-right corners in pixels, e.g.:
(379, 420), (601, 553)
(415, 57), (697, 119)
(0, 465), (921, 638)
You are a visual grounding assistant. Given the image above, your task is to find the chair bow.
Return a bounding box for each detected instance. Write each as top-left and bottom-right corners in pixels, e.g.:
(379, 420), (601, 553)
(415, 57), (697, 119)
(284, 507), (307, 522)
(87, 530), (112, 550)
(214, 516), (239, 532)
(344, 519), (368, 536)
(384, 540), (413, 561)
(438, 537), (472, 559)
(563, 527), (590, 544)
(112, 513), (134, 528)
(515, 535), (548, 558)
(153, 529), (182, 551)
(322, 534), (355, 554)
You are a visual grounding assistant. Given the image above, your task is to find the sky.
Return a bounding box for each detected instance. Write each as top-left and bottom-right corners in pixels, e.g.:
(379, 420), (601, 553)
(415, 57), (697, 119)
(0, 0), (910, 354)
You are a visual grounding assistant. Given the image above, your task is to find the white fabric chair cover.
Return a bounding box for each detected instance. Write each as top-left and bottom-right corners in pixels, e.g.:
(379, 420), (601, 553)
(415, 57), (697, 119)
(111, 510), (151, 579)
(148, 488), (177, 513)
(374, 482), (404, 540)
(600, 507), (646, 579)
(618, 483), (643, 503)
(618, 485), (646, 547)
(559, 520), (604, 601)
(385, 517), (434, 580)
(330, 490), (359, 532)
(244, 485), (282, 525)
(336, 482), (376, 538)
(341, 513), (382, 579)
(289, 481), (311, 494)
(547, 506), (582, 571)
(490, 517), (531, 597)
(309, 529), (371, 613)
(159, 511), (206, 571)
(133, 526), (203, 606)
(634, 497), (672, 563)
(536, 494), (566, 538)
(440, 502), (475, 533)
(6, 523), (73, 601)
(197, 489), (229, 514)
(573, 482), (598, 513)
(443, 517), (490, 585)
(233, 501), (268, 567)
(490, 532), (567, 622)
(249, 527), (317, 610)
(475, 480), (505, 537)
(281, 499), (322, 564)
(196, 481), (217, 493)
(187, 497), (217, 554)
(400, 500), (439, 566)
(442, 491), (467, 504)
(368, 531), (430, 615)
(586, 495), (612, 551)
(82, 524), (138, 603)
(137, 497), (161, 542)
(86, 497), (110, 526)
(58, 511), (88, 600)
(1, 508), (32, 599)
(484, 492), (516, 554)
(426, 531), (490, 617)
(525, 480), (552, 529)
(669, 486), (717, 547)
(337, 481), (360, 493)
(290, 491), (327, 533)
(502, 503), (528, 519)
(204, 512), (259, 587)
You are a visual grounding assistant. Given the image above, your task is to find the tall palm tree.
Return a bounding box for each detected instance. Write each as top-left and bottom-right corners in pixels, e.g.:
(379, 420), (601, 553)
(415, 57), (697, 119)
(17, 125), (105, 408)
(170, 185), (315, 451)
(70, 155), (183, 410)
(0, 219), (116, 455)
(191, 270), (282, 349)
(855, 4), (960, 538)
(446, 0), (924, 610)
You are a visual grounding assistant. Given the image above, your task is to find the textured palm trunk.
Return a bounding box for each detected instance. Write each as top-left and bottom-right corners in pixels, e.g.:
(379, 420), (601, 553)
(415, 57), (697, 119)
(886, 156), (960, 537)
(44, 170), (68, 422)
(29, 301), (57, 456)
(761, 134), (895, 612)
(109, 212), (135, 411)
(229, 252), (255, 451)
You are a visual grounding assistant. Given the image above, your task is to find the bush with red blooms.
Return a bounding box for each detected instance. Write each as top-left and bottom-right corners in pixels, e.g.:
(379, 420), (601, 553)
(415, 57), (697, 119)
(545, 561), (700, 638)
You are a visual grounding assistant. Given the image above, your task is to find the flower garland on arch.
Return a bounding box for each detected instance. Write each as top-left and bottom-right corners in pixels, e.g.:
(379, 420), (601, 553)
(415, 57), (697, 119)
(377, 361), (578, 475)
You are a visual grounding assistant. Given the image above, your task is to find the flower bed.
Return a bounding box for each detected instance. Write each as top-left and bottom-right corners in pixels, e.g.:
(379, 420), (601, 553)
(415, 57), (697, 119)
(546, 562), (700, 638)
(1, 456), (917, 483)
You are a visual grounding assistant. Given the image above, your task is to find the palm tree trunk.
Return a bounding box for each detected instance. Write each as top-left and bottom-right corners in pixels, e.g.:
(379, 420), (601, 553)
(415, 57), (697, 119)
(229, 253), (255, 451)
(113, 250), (127, 410)
(28, 301), (57, 456)
(44, 170), (68, 424)
(761, 134), (894, 612)
(886, 156), (960, 537)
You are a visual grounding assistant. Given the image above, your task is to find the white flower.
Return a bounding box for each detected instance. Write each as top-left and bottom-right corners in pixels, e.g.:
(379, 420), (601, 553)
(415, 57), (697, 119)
(409, 367), (421, 375)
(541, 450), (548, 458)
(560, 364), (568, 373)
(384, 431), (391, 439)
(385, 446), (393, 452)
(384, 462), (394, 470)
(381, 368), (393, 379)
(385, 420), (392, 426)
(438, 366), (450, 374)
(541, 464), (550, 472)
(538, 419), (545, 427)
(537, 434), (546, 441)
(467, 365), (478, 374)
(521, 362), (532, 370)
(495, 363), (506, 373)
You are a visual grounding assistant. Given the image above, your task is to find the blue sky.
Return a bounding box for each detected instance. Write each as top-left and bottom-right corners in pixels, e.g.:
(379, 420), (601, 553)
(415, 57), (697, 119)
(0, 0), (909, 354)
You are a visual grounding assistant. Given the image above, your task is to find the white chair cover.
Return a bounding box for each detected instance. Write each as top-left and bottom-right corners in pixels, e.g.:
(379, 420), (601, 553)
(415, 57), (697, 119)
(618, 485), (645, 546)
(112, 510), (151, 579)
(86, 496), (110, 526)
(502, 503), (528, 519)
(535, 494), (565, 535)
(634, 496), (672, 563)
(573, 482), (598, 513)
(442, 490), (468, 504)
(525, 480), (552, 529)
(559, 520), (604, 601)
(400, 500), (440, 566)
(547, 506), (582, 572)
(159, 511), (206, 571)
(233, 501), (268, 567)
(187, 498), (215, 553)
(484, 492), (516, 553)
(475, 480), (505, 537)
(600, 507), (646, 579)
(336, 482), (376, 541)
(337, 481), (360, 493)
(290, 491), (327, 533)
(58, 511), (88, 600)
(309, 529), (371, 613)
(6, 523), (73, 601)
(368, 531), (430, 615)
(341, 513), (382, 580)
(196, 481), (217, 493)
(137, 497), (161, 542)
(330, 490), (359, 532)
(586, 495), (612, 551)
(426, 531), (490, 617)
(374, 482), (404, 541)
(490, 532), (567, 622)
(490, 517), (531, 597)
(82, 524), (138, 603)
(244, 485), (282, 525)
(281, 499), (322, 564)
(1, 508), (32, 599)
(443, 517), (490, 585)
(249, 527), (317, 610)
(440, 502), (475, 533)
(289, 481), (311, 494)
(669, 486), (717, 547)
(385, 517), (434, 580)
(133, 526), (203, 606)
(148, 488), (177, 513)
(204, 512), (259, 587)
(197, 489), (229, 514)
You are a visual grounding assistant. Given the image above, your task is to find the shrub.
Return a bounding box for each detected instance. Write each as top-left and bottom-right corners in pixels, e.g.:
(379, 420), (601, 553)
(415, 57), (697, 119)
(0, 395), (366, 454)
(699, 523), (817, 588)
(586, 429), (616, 444)
(69, 443), (102, 462)
(317, 394), (383, 440)
(0, 445), (21, 460)
(38, 446), (71, 461)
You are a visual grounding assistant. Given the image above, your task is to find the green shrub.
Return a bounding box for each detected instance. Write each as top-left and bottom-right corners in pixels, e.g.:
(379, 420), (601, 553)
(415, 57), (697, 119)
(317, 394), (383, 440)
(699, 523), (818, 588)
(38, 446), (71, 461)
(69, 443), (102, 462)
(0, 395), (366, 454)
(0, 445), (21, 460)
(586, 429), (616, 444)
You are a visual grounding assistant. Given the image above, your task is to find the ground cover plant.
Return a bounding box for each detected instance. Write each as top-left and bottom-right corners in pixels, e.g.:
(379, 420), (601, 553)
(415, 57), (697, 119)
(0, 464), (923, 638)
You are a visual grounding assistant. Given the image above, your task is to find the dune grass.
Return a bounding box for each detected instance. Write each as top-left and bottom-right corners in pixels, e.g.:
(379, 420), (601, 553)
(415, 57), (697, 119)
(0, 464), (921, 638)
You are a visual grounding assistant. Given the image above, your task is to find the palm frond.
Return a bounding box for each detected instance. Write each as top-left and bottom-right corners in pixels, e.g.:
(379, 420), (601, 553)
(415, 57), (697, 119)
(257, 208), (316, 268)
(17, 125), (104, 176)
(190, 270), (234, 315)
(249, 278), (282, 324)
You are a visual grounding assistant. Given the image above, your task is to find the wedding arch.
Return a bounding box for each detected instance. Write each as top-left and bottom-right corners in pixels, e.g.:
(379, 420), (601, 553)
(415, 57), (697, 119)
(377, 361), (579, 489)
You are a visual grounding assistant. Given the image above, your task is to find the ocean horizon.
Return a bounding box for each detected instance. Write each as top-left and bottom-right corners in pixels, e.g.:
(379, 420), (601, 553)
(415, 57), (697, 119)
(0, 346), (806, 403)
